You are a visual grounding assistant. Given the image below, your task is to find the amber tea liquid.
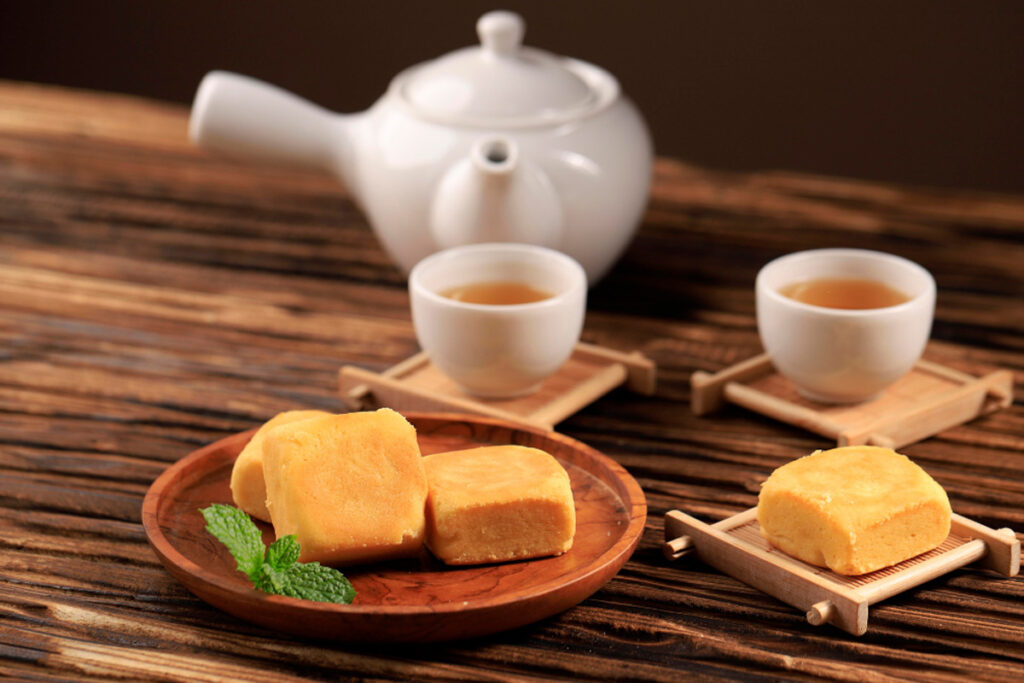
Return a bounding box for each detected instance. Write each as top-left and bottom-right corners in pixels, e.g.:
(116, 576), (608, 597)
(779, 277), (910, 310)
(441, 280), (553, 305)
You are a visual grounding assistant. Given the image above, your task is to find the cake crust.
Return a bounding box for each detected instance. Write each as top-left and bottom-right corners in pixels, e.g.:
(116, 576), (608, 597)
(423, 445), (576, 565)
(230, 409), (330, 522)
(757, 446), (952, 575)
(262, 408), (428, 565)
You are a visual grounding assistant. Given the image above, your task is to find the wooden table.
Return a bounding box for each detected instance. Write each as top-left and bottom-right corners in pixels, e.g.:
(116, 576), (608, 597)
(1, 80), (1022, 681)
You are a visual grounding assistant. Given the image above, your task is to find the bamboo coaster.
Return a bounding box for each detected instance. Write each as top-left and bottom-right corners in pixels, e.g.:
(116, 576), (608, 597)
(338, 342), (655, 431)
(691, 353), (1012, 448)
(663, 507), (1020, 636)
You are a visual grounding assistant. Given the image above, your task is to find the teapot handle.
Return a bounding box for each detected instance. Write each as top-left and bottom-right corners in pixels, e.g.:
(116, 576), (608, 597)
(189, 71), (338, 172)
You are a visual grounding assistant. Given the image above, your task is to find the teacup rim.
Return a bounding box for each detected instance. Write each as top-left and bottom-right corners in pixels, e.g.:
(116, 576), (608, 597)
(756, 247), (936, 317)
(409, 242), (587, 313)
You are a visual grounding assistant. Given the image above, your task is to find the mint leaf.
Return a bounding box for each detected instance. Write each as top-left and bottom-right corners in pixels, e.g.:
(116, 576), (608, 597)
(266, 535), (300, 571)
(256, 562), (289, 594)
(276, 561), (357, 604)
(200, 503), (264, 581)
(199, 504), (356, 605)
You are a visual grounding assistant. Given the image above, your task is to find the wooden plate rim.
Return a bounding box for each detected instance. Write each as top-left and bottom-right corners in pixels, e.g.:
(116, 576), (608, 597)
(141, 412), (647, 618)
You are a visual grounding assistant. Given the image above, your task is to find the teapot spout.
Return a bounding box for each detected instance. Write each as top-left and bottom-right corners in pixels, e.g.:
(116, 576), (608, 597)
(430, 137), (563, 250)
(475, 138), (517, 174)
(189, 71), (359, 192)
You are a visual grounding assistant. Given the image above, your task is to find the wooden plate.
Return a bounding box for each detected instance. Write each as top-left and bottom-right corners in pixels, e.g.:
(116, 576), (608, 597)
(142, 412), (646, 642)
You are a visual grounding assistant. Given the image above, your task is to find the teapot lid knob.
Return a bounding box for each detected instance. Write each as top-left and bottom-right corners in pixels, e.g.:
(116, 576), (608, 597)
(477, 11), (525, 56)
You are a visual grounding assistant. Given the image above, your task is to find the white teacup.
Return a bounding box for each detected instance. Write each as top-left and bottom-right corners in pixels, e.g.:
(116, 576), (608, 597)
(756, 248), (936, 403)
(409, 243), (587, 398)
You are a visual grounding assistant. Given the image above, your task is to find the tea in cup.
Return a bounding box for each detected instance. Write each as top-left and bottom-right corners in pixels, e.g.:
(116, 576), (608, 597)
(409, 243), (587, 398)
(756, 248), (936, 403)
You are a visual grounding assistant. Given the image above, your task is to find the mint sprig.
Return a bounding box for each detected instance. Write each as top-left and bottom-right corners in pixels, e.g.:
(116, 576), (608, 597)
(199, 503), (356, 605)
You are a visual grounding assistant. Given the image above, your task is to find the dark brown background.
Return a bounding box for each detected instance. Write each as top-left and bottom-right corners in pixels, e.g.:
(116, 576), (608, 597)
(1, 0), (1022, 194)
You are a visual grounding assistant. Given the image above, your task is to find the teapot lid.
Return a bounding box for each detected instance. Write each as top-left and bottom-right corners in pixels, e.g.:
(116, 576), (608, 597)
(392, 11), (619, 128)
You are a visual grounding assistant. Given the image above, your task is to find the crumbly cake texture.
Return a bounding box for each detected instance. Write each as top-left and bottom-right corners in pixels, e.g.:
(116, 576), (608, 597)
(230, 409), (331, 522)
(422, 445), (576, 565)
(757, 446), (952, 575)
(262, 408), (428, 565)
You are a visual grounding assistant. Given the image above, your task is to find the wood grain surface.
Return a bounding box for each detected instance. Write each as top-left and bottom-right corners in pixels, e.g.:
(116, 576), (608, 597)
(1, 79), (1022, 681)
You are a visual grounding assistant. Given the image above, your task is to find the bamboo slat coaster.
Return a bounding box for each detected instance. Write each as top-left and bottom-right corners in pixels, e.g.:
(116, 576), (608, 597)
(691, 353), (1013, 448)
(339, 342), (656, 431)
(663, 508), (1021, 636)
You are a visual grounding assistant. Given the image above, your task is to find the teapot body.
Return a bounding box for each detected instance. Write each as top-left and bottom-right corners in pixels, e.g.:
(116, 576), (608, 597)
(347, 93), (651, 283)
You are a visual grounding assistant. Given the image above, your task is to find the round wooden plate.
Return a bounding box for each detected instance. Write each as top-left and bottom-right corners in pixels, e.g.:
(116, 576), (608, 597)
(142, 412), (646, 642)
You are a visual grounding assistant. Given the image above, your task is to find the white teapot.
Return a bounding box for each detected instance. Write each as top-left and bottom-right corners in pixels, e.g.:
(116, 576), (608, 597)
(189, 10), (652, 283)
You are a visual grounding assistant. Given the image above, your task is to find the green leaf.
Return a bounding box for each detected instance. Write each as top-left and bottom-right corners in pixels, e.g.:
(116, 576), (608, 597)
(277, 562), (357, 605)
(266, 535), (300, 571)
(252, 567), (275, 594)
(200, 503), (356, 605)
(200, 503), (264, 581)
(256, 563), (289, 594)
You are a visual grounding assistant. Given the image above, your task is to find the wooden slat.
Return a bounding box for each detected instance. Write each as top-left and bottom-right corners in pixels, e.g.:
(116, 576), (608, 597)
(1, 79), (1023, 680)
